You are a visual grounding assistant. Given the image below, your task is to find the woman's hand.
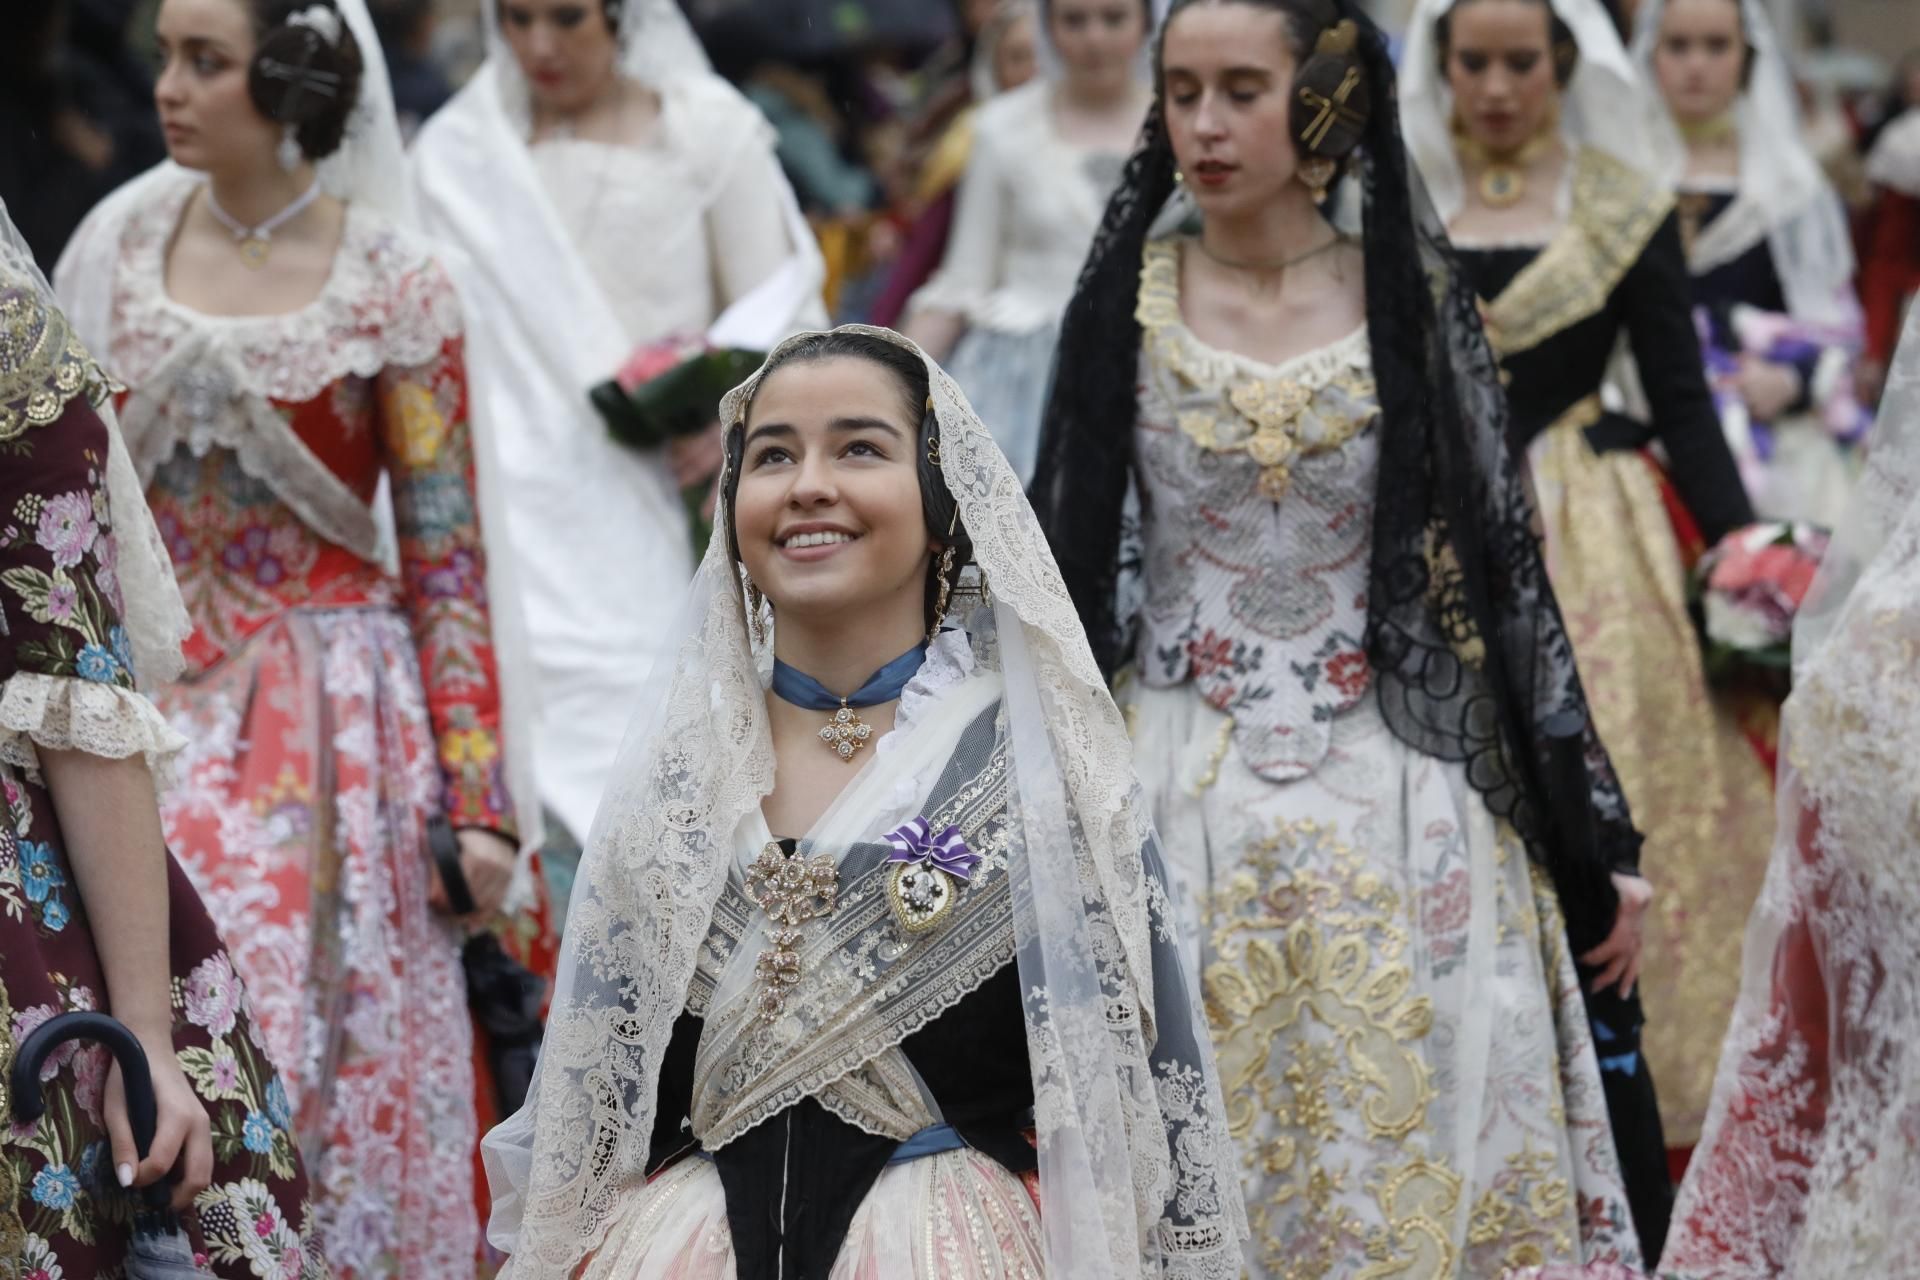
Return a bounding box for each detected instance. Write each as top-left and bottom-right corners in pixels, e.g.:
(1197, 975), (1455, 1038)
(668, 422), (725, 490)
(1734, 355), (1803, 422)
(1580, 872), (1653, 999)
(104, 1030), (212, 1213)
(428, 828), (517, 920)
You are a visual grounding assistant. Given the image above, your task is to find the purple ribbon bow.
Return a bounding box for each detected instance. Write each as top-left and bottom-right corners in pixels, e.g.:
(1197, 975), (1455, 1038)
(884, 817), (980, 883)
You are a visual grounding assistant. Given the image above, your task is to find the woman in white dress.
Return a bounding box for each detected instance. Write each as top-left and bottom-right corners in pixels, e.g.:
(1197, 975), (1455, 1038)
(1633, 0), (1866, 527)
(1032, 0), (1646, 1271)
(410, 0), (826, 862)
(902, 0), (1152, 482)
(1658, 299), (1920, 1280)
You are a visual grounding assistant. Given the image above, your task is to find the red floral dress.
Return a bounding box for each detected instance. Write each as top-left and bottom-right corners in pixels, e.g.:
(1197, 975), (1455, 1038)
(78, 171), (554, 1278)
(0, 280), (327, 1277)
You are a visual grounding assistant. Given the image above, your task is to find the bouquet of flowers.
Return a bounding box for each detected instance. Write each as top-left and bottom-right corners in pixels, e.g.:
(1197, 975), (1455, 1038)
(590, 337), (765, 556)
(1689, 521), (1830, 689)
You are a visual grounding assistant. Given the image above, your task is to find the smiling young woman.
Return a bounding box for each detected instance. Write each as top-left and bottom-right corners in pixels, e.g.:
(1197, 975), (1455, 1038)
(1033, 0), (1653, 1270)
(478, 325), (1245, 1279)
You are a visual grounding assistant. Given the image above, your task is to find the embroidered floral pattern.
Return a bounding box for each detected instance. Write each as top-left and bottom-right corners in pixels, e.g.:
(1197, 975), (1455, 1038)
(1133, 237), (1381, 781)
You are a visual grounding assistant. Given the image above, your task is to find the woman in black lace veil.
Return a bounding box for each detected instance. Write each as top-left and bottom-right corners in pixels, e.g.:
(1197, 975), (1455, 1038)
(1031, 0), (1654, 1267)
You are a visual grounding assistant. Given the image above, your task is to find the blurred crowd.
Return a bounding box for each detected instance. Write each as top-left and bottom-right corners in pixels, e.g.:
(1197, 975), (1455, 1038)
(4, 0), (1916, 358)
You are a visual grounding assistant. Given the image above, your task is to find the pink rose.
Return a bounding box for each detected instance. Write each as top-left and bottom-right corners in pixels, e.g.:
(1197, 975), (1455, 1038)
(72, 1044), (110, 1118)
(35, 491), (98, 570)
(184, 952), (242, 1038)
(614, 336), (705, 393)
(10, 1004), (75, 1080)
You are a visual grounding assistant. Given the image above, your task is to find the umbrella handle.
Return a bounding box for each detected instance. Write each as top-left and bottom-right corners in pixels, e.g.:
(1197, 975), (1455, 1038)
(10, 1010), (171, 1210)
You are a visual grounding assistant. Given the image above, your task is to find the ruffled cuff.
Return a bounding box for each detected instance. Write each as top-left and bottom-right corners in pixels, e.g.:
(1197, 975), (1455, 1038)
(0, 671), (186, 787)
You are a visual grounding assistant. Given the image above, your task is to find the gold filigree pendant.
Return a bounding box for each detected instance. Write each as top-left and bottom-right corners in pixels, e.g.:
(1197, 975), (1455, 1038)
(818, 699), (873, 762)
(236, 236), (271, 269)
(743, 842), (840, 1022)
(1480, 164), (1525, 208)
(886, 860), (956, 935)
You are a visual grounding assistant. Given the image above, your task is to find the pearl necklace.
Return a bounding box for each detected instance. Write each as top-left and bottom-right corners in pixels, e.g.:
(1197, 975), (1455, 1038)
(202, 178), (322, 269)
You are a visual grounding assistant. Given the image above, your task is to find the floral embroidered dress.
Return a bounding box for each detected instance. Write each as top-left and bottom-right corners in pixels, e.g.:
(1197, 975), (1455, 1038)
(1123, 237), (1640, 1278)
(61, 168), (544, 1278)
(0, 279), (327, 1278)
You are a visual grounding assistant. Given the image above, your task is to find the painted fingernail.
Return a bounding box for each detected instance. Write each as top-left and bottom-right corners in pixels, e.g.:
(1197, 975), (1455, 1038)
(117, 1163), (134, 1188)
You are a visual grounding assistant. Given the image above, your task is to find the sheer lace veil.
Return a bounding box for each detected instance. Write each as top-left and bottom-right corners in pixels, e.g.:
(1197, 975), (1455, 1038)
(1631, 0), (1858, 330)
(1030, 0), (1643, 955)
(481, 325), (1246, 1277)
(2, 204), (189, 690)
(1663, 297), (1920, 1275)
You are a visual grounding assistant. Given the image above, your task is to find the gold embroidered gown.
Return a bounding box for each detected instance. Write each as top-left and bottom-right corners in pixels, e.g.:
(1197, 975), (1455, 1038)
(1452, 147), (1776, 1163)
(1122, 236), (1640, 1278)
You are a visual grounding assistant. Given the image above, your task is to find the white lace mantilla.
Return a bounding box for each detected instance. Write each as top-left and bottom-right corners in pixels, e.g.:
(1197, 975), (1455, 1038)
(0, 671), (186, 787)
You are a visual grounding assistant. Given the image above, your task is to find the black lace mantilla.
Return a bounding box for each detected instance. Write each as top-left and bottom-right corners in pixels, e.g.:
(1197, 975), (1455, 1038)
(1028, 0), (1641, 952)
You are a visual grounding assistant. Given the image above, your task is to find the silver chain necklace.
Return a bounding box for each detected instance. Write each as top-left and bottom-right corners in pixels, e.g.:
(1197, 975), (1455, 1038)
(203, 177), (322, 269)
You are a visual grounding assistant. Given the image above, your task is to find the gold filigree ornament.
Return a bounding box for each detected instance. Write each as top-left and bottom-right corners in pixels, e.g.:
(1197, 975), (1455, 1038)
(743, 842), (840, 1023)
(1227, 377), (1315, 501)
(818, 700), (875, 761)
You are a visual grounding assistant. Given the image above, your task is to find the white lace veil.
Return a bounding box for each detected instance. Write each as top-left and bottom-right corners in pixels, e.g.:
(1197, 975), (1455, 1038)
(1632, 0), (1859, 330)
(1400, 0), (1654, 224)
(1661, 298), (1920, 1276)
(481, 325), (1246, 1278)
(1, 205), (190, 692)
(51, 0), (544, 856)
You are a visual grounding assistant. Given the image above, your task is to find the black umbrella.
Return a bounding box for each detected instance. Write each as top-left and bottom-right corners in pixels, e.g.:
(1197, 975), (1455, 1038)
(688, 0), (958, 63)
(10, 1011), (204, 1278)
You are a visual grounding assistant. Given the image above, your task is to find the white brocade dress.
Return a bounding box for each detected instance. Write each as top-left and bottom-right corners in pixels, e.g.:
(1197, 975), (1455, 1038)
(907, 80), (1128, 482)
(1123, 239), (1640, 1277)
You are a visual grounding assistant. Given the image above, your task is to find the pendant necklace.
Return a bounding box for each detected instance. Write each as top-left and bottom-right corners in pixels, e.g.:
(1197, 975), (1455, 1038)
(1453, 125), (1557, 209)
(203, 178), (322, 269)
(772, 644), (927, 763)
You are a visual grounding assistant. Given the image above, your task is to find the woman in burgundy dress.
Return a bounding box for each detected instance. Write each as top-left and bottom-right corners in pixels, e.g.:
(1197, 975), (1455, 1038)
(0, 246), (326, 1276)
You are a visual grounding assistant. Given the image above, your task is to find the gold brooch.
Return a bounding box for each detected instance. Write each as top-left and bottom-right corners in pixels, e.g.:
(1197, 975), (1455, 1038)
(743, 842), (840, 1023)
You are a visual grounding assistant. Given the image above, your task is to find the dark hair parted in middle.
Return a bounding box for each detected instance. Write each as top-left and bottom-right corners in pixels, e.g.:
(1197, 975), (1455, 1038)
(1433, 0), (1582, 89)
(247, 0), (365, 161)
(724, 331), (973, 637)
(1157, 0), (1374, 163)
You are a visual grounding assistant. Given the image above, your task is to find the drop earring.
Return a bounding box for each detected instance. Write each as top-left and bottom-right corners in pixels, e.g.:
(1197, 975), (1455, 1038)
(277, 124), (303, 173)
(928, 546), (956, 644)
(1300, 157), (1336, 205)
(745, 576), (767, 647)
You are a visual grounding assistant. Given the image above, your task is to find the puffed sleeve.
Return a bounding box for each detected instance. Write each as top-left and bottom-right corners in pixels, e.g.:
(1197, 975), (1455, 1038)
(373, 262), (514, 836)
(704, 132), (829, 330)
(1620, 214), (1756, 543)
(0, 351), (185, 782)
(904, 111), (1008, 323)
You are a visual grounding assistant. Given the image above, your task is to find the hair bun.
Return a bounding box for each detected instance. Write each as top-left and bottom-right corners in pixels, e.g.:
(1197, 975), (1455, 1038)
(1292, 49), (1370, 159)
(248, 0), (364, 160)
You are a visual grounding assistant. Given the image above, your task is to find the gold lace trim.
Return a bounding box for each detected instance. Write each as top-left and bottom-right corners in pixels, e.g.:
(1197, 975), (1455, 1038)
(1480, 148), (1674, 359)
(1137, 238), (1377, 502)
(0, 283), (114, 444)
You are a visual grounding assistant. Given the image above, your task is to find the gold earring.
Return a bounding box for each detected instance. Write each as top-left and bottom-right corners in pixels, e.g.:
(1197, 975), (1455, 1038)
(1174, 169), (1185, 185)
(928, 546), (956, 643)
(745, 576), (766, 647)
(1301, 156), (1336, 204)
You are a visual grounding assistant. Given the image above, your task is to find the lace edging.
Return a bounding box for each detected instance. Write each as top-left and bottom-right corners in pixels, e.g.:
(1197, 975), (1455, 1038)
(0, 671), (185, 788)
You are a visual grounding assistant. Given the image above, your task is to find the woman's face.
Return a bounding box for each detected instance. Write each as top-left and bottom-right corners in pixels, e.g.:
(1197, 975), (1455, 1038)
(995, 13), (1040, 92)
(1444, 0), (1560, 155)
(1048, 0), (1148, 97)
(153, 0), (279, 174)
(498, 0), (619, 115)
(734, 357), (936, 631)
(1653, 0), (1745, 123)
(1161, 3), (1302, 220)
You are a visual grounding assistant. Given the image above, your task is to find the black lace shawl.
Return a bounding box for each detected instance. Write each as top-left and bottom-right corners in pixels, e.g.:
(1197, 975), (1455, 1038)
(1027, 1), (1642, 953)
